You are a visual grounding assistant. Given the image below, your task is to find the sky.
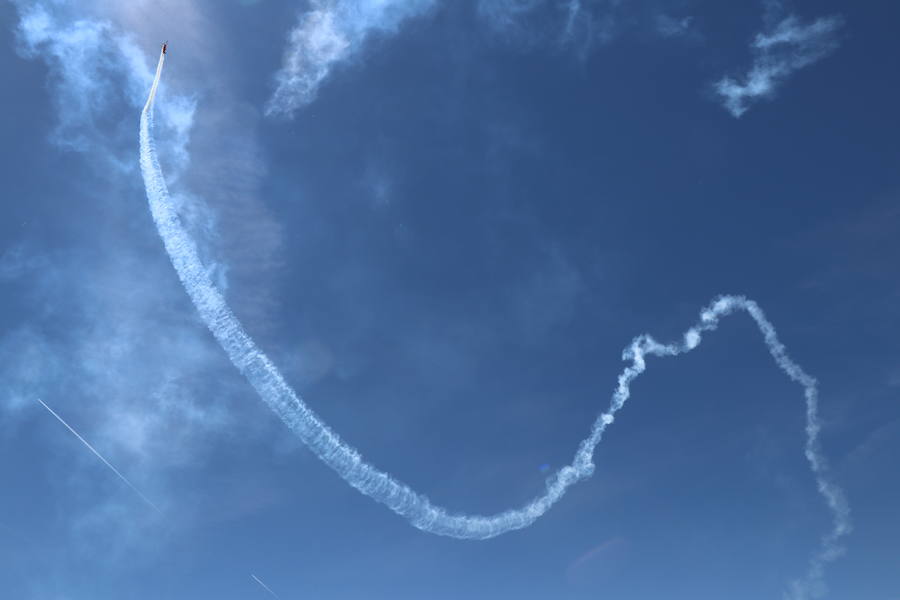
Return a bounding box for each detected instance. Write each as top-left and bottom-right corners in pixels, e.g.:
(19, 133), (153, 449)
(1, 0), (899, 598)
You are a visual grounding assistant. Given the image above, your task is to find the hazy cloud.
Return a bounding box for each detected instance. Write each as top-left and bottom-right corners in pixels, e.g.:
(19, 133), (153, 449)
(477, 0), (620, 51)
(655, 14), (694, 39)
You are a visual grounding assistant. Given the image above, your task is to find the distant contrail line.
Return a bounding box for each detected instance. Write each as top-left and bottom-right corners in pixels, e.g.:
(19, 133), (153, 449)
(140, 49), (849, 598)
(251, 574), (281, 599)
(37, 399), (162, 515)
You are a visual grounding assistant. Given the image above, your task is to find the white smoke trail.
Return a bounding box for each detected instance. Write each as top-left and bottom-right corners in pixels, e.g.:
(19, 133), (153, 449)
(37, 399), (163, 515)
(141, 51), (849, 595)
(251, 574), (281, 599)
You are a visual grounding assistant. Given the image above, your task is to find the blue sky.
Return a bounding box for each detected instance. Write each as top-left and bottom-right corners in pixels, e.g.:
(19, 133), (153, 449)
(1, 0), (899, 598)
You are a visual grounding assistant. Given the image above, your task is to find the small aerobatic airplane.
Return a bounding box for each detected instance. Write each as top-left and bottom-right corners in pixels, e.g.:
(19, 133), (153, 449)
(162, 41), (168, 54)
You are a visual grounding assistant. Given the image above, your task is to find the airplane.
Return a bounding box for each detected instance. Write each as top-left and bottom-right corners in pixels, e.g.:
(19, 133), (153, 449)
(162, 41), (168, 54)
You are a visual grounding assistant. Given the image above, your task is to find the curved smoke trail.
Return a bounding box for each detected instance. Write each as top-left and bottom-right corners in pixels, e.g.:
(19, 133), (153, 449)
(140, 50), (849, 596)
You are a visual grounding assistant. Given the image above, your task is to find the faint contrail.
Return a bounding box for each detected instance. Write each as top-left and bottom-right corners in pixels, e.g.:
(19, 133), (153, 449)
(36, 399), (162, 515)
(251, 574), (281, 599)
(140, 49), (849, 596)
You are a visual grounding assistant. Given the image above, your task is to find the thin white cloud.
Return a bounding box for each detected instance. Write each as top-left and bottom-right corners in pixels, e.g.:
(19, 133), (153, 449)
(715, 13), (844, 118)
(266, 0), (437, 118)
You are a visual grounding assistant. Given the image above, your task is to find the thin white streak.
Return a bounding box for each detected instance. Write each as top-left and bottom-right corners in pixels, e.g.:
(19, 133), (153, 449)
(141, 51), (849, 597)
(37, 399), (162, 515)
(251, 574), (281, 599)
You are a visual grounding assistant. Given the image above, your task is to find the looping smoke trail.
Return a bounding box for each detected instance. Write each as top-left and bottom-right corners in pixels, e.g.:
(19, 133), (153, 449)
(140, 50), (849, 596)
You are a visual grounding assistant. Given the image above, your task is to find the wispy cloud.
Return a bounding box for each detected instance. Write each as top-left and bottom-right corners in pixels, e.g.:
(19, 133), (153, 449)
(477, 0), (620, 52)
(267, 1), (841, 121)
(266, 0), (437, 118)
(714, 13), (844, 118)
(0, 237), (235, 552)
(475, 0), (706, 60)
(4, 0), (280, 560)
(15, 2), (195, 172)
